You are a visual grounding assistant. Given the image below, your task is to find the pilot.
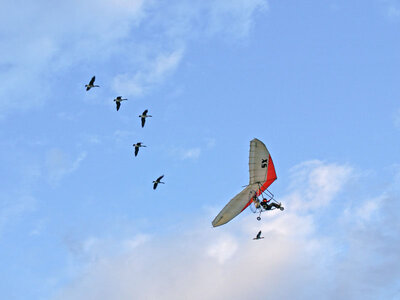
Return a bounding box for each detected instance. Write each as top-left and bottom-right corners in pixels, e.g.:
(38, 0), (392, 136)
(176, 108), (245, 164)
(260, 198), (281, 210)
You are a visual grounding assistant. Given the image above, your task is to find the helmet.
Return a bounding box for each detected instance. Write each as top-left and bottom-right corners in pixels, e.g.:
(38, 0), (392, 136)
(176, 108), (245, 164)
(262, 198), (267, 202)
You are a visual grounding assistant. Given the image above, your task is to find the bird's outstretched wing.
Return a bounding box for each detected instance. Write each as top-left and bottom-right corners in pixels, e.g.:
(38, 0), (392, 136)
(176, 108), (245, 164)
(116, 102), (121, 111)
(135, 147), (139, 156)
(143, 109), (148, 115)
(141, 117), (145, 128)
(256, 231), (261, 239)
(153, 182), (158, 190)
(157, 175), (164, 181)
(89, 76), (95, 85)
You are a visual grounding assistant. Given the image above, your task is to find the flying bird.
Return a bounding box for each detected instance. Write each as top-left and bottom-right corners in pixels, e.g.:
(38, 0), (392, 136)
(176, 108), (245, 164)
(85, 76), (99, 91)
(253, 230), (264, 240)
(113, 96), (127, 111)
(133, 142), (146, 157)
(139, 109), (152, 128)
(153, 175), (165, 190)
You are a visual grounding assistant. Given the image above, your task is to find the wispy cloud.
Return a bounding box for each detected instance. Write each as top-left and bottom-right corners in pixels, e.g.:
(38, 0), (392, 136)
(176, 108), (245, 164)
(45, 149), (87, 185)
(169, 146), (202, 160)
(286, 160), (353, 211)
(380, 0), (400, 19)
(205, 138), (217, 149)
(64, 234), (150, 263)
(206, 234), (238, 264)
(168, 138), (216, 160)
(181, 148), (202, 160)
(112, 48), (185, 97)
(150, 0), (268, 41)
(388, 5), (400, 17)
(206, 0), (269, 38)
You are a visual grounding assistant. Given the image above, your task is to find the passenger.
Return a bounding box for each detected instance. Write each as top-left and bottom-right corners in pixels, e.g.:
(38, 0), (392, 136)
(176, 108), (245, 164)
(260, 198), (281, 210)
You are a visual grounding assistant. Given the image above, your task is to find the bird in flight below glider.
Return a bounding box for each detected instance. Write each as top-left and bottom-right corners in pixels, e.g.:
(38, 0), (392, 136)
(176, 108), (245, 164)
(253, 230), (264, 240)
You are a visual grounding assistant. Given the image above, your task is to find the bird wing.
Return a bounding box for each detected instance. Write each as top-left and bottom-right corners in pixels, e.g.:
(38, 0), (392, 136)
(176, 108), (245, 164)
(256, 231), (261, 239)
(116, 102), (121, 111)
(135, 147), (139, 156)
(153, 182), (158, 190)
(86, 86), (90, 91)
(89, 76), (95, 85)
(143, 109), (148, 115)
(157, 175), (164, 181)
(141, 117), (145, 128)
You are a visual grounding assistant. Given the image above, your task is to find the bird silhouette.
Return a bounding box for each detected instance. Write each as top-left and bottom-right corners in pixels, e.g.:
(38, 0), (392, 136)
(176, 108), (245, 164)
(153, 175), (165, 190)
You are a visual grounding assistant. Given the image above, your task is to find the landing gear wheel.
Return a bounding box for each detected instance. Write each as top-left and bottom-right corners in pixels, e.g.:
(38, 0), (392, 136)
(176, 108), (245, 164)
(257, 216), (261, 221)
(280, 207), (284, 211)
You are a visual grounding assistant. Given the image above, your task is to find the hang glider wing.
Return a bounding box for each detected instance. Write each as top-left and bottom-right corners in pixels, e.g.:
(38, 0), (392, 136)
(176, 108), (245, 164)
(212, 138), (277, 227)
(212, 185), (255, 227)
(241, 138), (277, 211)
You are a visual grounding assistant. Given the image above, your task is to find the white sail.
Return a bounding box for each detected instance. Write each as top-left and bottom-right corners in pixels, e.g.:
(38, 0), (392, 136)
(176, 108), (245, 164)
(212, 185), (256, 227)
(249, 138), (270, 185)
(212, 138), (277, 227)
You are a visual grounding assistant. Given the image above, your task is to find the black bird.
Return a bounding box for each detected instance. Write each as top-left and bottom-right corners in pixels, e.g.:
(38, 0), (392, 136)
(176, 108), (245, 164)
(85, 76), (99, 91)
(139, 109), (152, 128)
(253, 230), (264, 240)
(133, 142), (146, 157)
(114, 96), (127, 111)
(153, 175), (165, 190)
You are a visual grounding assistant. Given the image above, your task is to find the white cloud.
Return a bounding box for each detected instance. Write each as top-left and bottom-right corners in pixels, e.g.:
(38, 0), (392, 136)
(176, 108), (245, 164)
(205, 138), (217, 149)
(181, 147), (202, 160)
(45, 149), (87, 185)
(285, 160), (353, 211)
(169, 146), (202, 160)
(354, 196), (381, 222)
(152, 0), (268, 41)
(388, 6), (400, 17)
(206, 234), (238, 264)
(29, 219), (46, 237)
(387, 4), (400, 18)
(64, 234), (151, 263)
(53, 160), (400, 300)
(112, 48), (185, 97)
(169, 138), (216, 160)
(206, 0), (269, 38)
(380, 0), (400, 19)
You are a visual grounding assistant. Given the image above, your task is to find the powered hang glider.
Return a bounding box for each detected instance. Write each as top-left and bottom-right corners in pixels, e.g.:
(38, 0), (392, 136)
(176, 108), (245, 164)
(212, 138), (283, 227)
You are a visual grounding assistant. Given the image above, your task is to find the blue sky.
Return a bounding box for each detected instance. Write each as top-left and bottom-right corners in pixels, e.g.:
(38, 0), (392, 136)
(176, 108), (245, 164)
(1, 0), (400, 299)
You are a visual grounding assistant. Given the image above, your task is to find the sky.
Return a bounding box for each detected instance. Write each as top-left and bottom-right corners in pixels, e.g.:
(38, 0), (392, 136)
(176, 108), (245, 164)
(0, 0), (400, 299)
